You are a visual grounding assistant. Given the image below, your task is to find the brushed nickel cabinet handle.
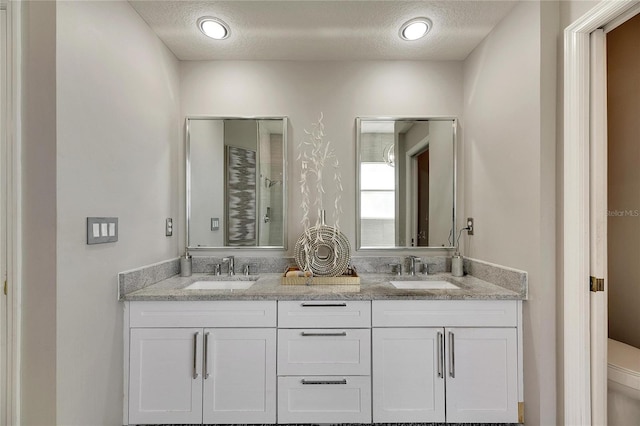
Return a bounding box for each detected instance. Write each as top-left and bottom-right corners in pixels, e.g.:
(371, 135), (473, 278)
(449, 331), (455, 378)
(193, 331), (199, 380)
(204, 332), (210, 379)
(437, 331), (443, 378)
(300, 331), (347, 337)
(300, 302), (347, 307)
(301, 379), (348, 385)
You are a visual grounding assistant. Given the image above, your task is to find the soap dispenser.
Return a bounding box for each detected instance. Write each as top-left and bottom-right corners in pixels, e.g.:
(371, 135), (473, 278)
(180, 253), (192, 277)
(451, 252), (464, 277)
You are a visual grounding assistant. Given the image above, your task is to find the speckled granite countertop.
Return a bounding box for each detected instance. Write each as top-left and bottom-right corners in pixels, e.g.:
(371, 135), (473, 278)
(122, 272), (525, 301)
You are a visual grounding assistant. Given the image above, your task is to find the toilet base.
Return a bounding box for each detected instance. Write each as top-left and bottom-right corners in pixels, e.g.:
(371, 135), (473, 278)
(608, 381), (640, 425)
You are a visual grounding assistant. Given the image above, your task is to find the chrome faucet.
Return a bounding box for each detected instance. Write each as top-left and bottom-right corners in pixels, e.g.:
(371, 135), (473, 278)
(222, 256), (235, 276)
(407, 256), (422, 276)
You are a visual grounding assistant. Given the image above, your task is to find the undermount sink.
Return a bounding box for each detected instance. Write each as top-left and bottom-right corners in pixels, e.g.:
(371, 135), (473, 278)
(390, 280), (460, 290)
(184, 280), (256, 290)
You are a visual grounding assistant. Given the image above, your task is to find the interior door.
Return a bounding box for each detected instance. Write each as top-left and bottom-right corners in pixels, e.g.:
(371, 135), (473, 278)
(589, 28), (608, 426)
(417, 149), (430, 246)
(0, 8), (7, 425)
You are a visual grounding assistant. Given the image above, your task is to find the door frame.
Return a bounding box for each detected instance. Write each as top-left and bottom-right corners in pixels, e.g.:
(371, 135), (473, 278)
(405, 134), (429, 246)
(563, 1), (638, 424)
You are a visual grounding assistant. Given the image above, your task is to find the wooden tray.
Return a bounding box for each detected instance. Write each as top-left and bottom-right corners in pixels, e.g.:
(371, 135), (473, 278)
(281, 267), (360, 285)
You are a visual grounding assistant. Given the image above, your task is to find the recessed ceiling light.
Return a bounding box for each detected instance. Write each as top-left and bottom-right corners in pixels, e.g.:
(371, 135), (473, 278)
(399, 18), (432, 41)
(198, 17), (230, 40)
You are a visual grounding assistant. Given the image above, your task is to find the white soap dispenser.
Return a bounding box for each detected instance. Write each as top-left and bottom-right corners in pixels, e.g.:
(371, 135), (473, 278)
(180, 253), (192, 277)
(451, 251), (464, 277)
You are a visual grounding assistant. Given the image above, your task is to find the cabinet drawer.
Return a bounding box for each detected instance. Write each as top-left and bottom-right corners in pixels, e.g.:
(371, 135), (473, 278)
(129, 301), (277, 328)
(277, 376), (371, 424)
(278, 300), (371, 328)
(372, 300), (517, 327)
(278, 328), (371, 376)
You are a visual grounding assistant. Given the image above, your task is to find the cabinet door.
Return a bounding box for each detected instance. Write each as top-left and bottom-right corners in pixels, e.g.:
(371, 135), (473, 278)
(202, 328), (276, 424)
(445, 327), (519, 423)
(129, 328), (203, 425)
(372, 328), (445, 423)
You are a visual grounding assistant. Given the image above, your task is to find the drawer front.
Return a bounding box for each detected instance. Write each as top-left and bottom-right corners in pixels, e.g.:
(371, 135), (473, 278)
(278, 301), (371, 328)
(129, 301), (277, 328)
(278, 329), (371, 376)
(372, 300), (517, 327)
(277, 376), (371, 424)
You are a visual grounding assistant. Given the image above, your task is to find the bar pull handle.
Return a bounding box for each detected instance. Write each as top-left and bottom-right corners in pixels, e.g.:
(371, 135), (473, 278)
(437, 332), (443, 378)
(449, 331), (455, 378)
(301, 378), (348, 385)
(193, 331), (199, 380)
(301, 302), (347, 307)
(301, 331), (347, 337)
(204, 332), (210, 379)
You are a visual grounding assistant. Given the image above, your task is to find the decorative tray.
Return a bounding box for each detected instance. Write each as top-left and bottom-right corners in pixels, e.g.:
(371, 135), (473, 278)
(281, 267), (360, 286)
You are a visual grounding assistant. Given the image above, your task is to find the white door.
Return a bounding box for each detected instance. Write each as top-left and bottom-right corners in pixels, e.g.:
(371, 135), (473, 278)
(0, 8), (7, 425)
(372, 328), (445, 423)
(202, 328), (276, 424)
(129, 328), (203, 425)
(445, 327), (519, 423)
(589, 27), (608, 426)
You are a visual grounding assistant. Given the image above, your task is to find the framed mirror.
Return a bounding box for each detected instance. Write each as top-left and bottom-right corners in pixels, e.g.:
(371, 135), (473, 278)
(356, 117), (456, 249)
(186, 117), (287, 249)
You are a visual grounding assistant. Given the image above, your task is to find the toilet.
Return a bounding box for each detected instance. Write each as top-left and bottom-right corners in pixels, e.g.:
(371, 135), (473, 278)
(608, 338), (640, 425)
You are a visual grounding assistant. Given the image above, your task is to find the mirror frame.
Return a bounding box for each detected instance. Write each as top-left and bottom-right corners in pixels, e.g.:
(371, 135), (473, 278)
(355, 116), (457, 251)
(186, 116), (288, 251)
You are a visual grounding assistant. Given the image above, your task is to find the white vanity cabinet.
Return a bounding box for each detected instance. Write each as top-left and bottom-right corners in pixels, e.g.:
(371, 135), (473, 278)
(372, 300), (522, 424)
(125, 301), (277, 425)
(276, 300), (372, 424)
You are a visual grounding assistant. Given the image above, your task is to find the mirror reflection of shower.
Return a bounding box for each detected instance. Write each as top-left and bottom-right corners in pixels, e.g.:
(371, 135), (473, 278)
(186, 117), (286, 249)
(262, 174), (282, 188)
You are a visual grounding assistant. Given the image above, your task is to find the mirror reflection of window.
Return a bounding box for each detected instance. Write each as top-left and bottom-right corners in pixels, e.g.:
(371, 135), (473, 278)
(360, 162), (395, 246)
(357, 118), (456, 249)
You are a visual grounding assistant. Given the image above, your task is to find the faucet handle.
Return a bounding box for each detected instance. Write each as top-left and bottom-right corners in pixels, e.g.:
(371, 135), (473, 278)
(213, 263), (221, 276)
(388, 263), (402, 276)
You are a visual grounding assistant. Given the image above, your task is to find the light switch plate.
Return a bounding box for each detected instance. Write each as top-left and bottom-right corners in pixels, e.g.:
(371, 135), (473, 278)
(87, 217), (118, 244)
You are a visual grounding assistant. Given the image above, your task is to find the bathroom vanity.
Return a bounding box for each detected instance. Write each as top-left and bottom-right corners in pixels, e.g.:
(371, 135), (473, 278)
(121, 268), (526, 425)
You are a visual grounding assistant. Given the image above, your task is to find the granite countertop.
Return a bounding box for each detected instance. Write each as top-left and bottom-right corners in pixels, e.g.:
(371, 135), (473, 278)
(122, 272), (524, 301)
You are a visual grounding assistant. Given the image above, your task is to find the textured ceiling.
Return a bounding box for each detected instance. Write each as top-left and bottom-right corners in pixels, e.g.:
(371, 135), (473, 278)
(129, 1), (518, 61)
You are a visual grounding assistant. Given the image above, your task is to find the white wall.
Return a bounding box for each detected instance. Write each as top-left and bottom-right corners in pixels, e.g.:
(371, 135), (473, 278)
(180, 60), (464, 255)
(429, 120), (454, 247)
(56, 2), (180, 424)
(463, 2), (558, 425)
(189, 119), (225, 247)
(20, 1), (57, 423)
